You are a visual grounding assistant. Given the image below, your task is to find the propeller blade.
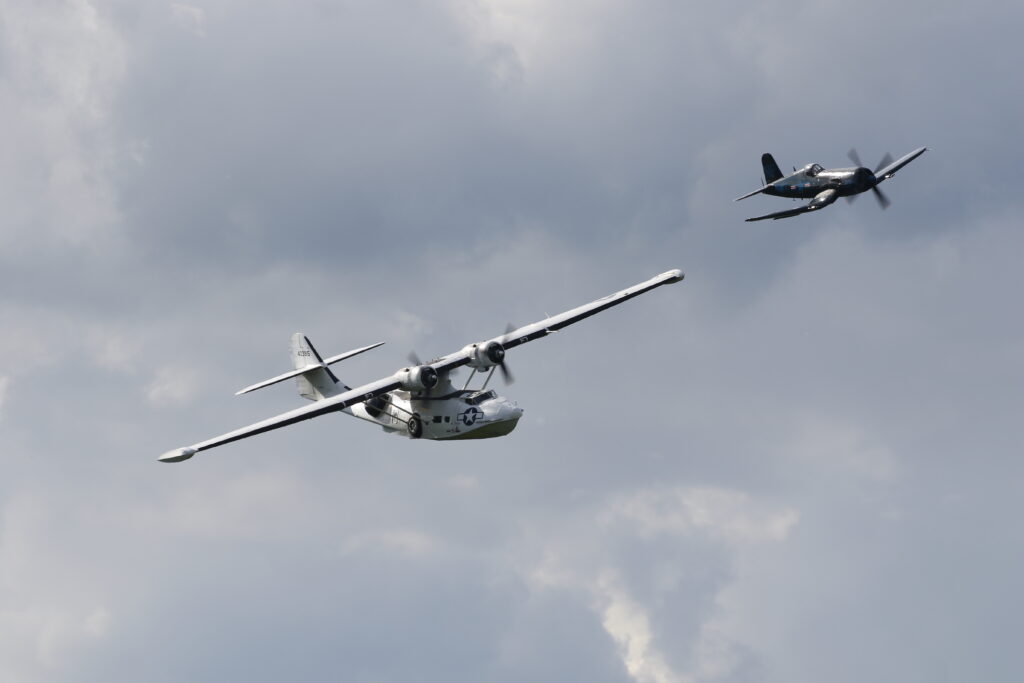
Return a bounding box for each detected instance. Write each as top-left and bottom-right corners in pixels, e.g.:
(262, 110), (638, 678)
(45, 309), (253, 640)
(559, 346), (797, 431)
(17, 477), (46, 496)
(408, 351), (422, 366)
(845, 195), (857, 204)
(871, 185), (891, 210)
(498, 362), (515, 385)
(874, 153), (893, 175)
(847, 148), (863, 168)
(497, 323), (517, 384)
(499, 322), (516, 343)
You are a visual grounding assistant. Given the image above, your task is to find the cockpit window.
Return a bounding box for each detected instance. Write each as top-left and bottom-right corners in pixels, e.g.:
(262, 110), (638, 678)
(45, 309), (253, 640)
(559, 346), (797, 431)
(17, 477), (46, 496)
(465, 390), (497, 405)
(806, 164), (824, 177)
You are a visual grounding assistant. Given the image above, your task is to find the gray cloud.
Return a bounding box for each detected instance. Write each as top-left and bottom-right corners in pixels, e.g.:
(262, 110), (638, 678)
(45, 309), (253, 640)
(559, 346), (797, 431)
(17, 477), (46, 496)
(1, 1), (1023, 681)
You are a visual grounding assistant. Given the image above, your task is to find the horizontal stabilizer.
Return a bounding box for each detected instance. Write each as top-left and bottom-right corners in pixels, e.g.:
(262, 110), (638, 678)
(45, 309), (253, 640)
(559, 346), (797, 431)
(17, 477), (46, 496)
(236, 341), (384, 395)
(735, 186), (768, 202)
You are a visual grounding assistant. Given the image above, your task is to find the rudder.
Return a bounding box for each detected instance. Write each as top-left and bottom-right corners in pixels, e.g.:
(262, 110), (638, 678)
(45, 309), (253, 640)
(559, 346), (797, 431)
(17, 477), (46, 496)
(761, 153), (783, 183)
(290, 333), (346, 401)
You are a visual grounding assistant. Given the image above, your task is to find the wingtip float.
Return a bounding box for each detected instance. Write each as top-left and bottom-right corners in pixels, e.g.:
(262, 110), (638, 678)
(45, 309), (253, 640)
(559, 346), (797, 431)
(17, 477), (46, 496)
(158, 447), (196, 463)
(661, 269), (684, 284)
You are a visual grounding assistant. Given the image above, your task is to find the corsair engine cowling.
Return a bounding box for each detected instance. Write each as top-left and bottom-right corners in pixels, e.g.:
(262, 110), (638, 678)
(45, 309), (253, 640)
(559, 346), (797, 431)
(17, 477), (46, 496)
(395, 365), (438, 391)
(463, 341), (505, 370)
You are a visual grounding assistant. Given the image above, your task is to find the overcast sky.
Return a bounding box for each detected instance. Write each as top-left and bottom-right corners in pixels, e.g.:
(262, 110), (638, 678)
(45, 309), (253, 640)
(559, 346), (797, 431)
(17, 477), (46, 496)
(2, 1), (1023, 681)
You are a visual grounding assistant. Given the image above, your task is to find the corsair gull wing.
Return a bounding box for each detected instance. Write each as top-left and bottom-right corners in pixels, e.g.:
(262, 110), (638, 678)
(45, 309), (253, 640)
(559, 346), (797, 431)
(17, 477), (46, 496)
(874, 146), (928, 182)
(744, 205), (815, 222)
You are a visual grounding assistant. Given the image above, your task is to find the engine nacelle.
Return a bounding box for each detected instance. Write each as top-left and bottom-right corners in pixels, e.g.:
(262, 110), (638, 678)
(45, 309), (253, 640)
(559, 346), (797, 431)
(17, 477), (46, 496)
(394, 365), (438, 392)
(462, 341), (505, 370)
(364, 394), (390, 419)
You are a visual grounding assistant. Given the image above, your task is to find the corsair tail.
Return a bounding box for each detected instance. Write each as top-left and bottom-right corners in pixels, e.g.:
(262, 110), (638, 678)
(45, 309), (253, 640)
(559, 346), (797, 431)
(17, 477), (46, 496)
(761, 153), (783, 183)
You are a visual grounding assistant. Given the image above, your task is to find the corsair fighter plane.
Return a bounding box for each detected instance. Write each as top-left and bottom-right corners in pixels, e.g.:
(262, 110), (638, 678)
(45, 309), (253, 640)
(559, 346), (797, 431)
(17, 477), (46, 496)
(159, 269), (683, 462)
(736, 147), (927, 222)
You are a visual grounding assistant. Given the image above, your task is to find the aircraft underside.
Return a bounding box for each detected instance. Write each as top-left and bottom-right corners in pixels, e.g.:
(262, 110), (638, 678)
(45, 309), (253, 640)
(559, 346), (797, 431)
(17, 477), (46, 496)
(351, 389), (523, 440)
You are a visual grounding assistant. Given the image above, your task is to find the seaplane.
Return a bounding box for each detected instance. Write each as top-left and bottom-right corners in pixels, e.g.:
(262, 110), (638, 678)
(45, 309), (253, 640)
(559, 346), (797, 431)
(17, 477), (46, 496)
(158, 269), (683, 462)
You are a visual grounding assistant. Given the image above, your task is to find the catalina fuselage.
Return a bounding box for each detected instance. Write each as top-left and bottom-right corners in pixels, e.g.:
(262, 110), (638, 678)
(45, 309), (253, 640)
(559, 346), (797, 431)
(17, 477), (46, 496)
(350, 379), (523, 440)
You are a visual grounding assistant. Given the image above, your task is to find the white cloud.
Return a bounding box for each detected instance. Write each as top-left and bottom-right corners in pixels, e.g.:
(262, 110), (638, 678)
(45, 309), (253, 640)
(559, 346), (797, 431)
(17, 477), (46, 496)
(145, 365), (201, 405)
(0, 494), (114, 680)
(171, 3), (207, 38)
(522, 486), (798, 683)
(596, 572), (692, 683)
(86, 326), (142, 371)
(605, 486), (800, 543)
(787, 412), (899, 482)
(0, 0), (125, 249)
(0, 376), (8, 416)
(0, 604), (110, 675)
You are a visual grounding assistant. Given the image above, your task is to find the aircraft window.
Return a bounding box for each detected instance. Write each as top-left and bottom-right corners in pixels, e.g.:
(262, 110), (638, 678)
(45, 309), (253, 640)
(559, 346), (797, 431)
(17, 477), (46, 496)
(444, 416), (450, 423)
(433, 416), (443, 423)
(465, 390), (497, 405)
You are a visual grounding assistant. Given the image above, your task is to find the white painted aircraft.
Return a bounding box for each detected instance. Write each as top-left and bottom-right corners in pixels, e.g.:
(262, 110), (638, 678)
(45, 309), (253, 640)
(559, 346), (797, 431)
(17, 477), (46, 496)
(159, 269), (683, 463)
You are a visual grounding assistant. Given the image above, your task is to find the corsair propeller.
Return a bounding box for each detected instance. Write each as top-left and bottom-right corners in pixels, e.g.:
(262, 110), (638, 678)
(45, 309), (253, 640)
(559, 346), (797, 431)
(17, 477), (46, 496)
(848, 148), (892, 209)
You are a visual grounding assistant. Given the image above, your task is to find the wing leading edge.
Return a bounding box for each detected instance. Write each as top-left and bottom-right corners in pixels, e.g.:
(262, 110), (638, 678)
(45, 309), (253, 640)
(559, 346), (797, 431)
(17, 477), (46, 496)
(158, 269), (684, 462)
(158, 375), (403, 462)
(874, 146), (927, 182)
(430, 269), (684, 375)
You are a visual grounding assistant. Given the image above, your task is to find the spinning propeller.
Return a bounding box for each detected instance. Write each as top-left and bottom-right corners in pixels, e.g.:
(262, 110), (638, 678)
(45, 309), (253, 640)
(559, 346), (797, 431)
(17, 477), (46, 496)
(848, 148), (892, 209)
(496, 323), (516, 385)
(409, 340), (515, 386)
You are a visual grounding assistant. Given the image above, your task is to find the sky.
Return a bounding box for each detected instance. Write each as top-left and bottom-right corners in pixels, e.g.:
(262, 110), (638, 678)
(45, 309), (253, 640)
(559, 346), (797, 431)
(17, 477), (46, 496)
(1, 0), (1023, 681)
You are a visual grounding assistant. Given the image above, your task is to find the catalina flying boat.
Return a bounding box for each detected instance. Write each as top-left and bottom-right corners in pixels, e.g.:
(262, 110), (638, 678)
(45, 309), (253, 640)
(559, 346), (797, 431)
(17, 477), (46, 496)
(159, 270), (683, 462)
